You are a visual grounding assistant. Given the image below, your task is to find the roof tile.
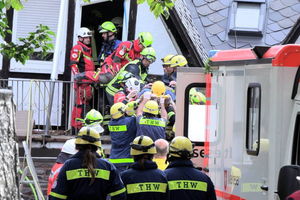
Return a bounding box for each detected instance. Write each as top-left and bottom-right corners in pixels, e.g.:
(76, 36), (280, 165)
(290, 15), (300, 23)
(291, 4), (300, 13)
(200, 17), (214, 27)
(279, 7), (297, 18)
(269, 31), (286, 42)
(267, 22), (284, 32)
(265, 34), (277, 45)
(192, 0), (206, 7)
(207, 12), (226, 23)
(218, 8), (229, 17)
(268, 11), (286, 22)
(216, 31), (226, 42)
(281, 0), (299, 7)
(206, 23), (224, 35)
(208, 35), (223, 46)
(205, 0), (215, 2)
(208, 1), (227, 11)
(196, 4), (215, 16)
(278, 18), (294, 28)
(269, 0), (287, 11)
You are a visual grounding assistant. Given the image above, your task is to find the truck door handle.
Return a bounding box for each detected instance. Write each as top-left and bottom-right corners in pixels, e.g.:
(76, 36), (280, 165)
(260, 185), (268, 191)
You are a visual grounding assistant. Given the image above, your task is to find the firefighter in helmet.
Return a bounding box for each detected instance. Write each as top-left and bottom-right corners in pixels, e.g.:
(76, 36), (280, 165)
(70, 27), (99, 134)
(120, 135), (169, 200)
(97, 21), (121, 65)
(49, 127), (126, 200)
(105, 47), (156, 105)
(100, 32), (153, 82)
(164, 136), (216, 200)
(113, 77), (141, 104)
(136, 91), (168, 141)
(108, 102), (137, 172)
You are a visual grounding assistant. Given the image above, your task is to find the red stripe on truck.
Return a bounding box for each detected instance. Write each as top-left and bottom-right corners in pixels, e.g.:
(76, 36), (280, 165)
(215, 190), (246, 200)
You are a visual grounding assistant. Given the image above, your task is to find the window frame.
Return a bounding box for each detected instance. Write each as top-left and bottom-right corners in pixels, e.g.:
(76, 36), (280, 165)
(246, 83), (261, 156)
(228, 0), (266, 36)
(184, 82), (206, 146)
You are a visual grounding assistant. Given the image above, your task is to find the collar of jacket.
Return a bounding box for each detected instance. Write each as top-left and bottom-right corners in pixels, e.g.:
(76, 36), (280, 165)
(77, 41), (91, 50)
(167, 159), (194, 168)
(131, 159), (158, 170)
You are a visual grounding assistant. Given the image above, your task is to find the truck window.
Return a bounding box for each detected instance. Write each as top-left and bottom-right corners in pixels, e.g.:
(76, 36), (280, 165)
(292, 114), (300, 165)
(186, 86), (206, 143)
(246, 83), (261, 156)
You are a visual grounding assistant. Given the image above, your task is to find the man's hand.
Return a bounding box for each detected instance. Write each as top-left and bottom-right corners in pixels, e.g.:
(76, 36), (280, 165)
(169, 80), (176, 87)
(127, 90), (138, 99)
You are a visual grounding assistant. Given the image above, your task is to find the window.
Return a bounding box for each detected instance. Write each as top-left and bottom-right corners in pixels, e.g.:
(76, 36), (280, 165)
(292, 114), (300, 165)
(185, 85), (207, 144)
(229, 0), (266, 36)
(246, 83), (261, 155)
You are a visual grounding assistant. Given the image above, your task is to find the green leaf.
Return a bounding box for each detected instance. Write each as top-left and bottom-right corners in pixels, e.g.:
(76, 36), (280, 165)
(0, 1), (5, 9)
(153, 4), (163, 18)
(147, 0), (154, 5)
(11, 0), (23, 10)
(137, 0), (146, 4)
(150, 2), (157, 11)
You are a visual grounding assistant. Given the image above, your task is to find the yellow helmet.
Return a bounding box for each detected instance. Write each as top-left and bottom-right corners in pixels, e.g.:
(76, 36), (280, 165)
(84, 109), (103, 125)
(161, 54), (174, 65)
(130, 135), (157, 156)
(110, 102), (126, 119)
(169, 136), (193, 158)
(143, 100), (159, 115)
(126, 101), (137, 116)
(151, 81), (166, 97)
(170, 55), (188, 67)
(75, 127), (102, 148)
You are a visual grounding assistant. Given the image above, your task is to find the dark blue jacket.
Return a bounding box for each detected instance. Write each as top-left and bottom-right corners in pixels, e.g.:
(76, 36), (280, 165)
(109, 116), (137, 159)
(136, 116), (166, 141)
(98, 39), (121, 63)
(164, 159), (216, 200)
(121, 160), (169, 200)
(162, 72), (176, 86)
(49, 151), (126, 200)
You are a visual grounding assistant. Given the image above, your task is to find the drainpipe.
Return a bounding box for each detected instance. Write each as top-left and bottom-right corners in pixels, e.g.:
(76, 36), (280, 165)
(44, 0), (68, 143)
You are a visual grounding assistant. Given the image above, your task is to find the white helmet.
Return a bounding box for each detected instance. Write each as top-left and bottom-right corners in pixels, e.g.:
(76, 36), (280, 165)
(77, 27), (92, 38)
(125, 78), (141, 92)
(61, 138), (77, 155)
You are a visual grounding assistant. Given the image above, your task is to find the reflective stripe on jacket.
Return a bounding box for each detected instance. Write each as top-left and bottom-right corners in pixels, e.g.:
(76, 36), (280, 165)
(164, 159), (216, 200)
(49, 151), (126, 200)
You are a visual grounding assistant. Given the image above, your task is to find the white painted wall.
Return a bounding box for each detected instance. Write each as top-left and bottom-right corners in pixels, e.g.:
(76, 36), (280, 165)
(135, 3), (179, 75)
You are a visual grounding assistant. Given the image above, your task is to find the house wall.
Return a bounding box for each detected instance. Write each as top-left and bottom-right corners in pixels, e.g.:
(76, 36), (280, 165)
(135, 3), (179, 75)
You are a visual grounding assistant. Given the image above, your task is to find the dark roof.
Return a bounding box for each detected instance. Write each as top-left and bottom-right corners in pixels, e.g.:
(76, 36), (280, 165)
(183, 0), (300, 52)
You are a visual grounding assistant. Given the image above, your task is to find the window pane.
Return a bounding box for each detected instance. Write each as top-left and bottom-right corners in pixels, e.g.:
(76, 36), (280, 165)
(235, 3), (260, 29)
(246, 84), (261, 155)
(188, 87), (207, 142)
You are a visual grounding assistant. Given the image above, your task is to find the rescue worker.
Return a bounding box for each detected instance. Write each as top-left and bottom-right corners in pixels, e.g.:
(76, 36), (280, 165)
(47, 139), (77, 196)
(105, 47), (156, 105)
(162, 55), (187, 88)
(77, 109), (105, 134)
(100, 32), (153, 79)
(136, 92), (167, 141)
(49, 127), (126, 200)
(114, 77), (141, 104)
(153, 139), (169, 170)
(164, 136), (217, 200)
(108, 102), (137, 172)
(121, 135), (169, 200)
(125, 101), (138, 116)
(151, 81), (176, 141)
(70, 27), (98, 134)
(97, 21), (121, 66)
